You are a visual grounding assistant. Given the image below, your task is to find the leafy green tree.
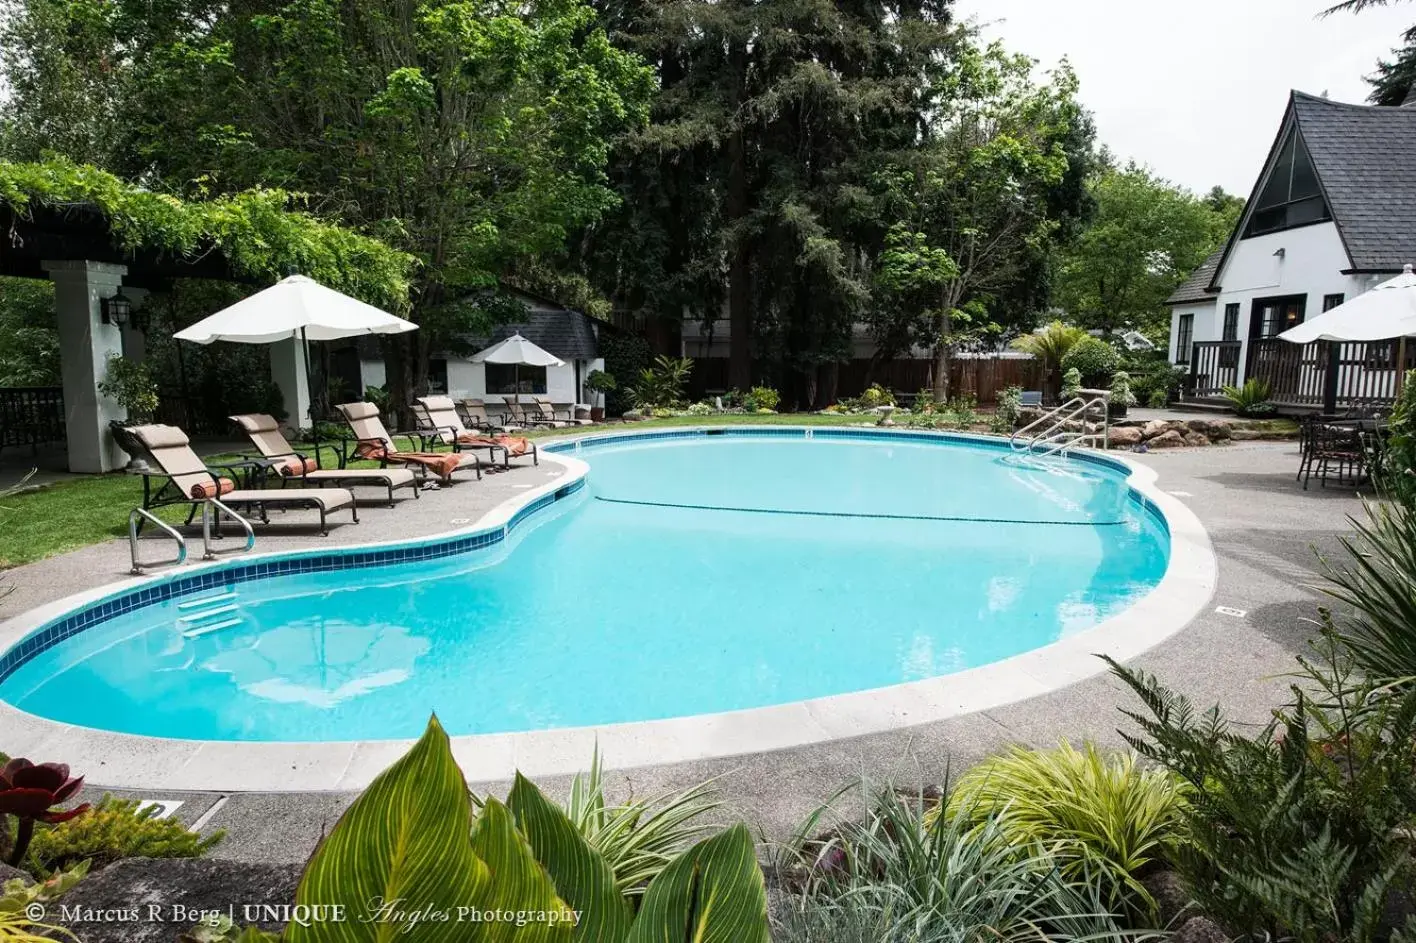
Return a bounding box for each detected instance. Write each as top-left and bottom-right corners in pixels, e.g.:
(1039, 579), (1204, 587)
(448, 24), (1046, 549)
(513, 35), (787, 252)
(870, 46), (1085, 402)
(0, 0), (655, 414)
(1053, 165), (1233, 337)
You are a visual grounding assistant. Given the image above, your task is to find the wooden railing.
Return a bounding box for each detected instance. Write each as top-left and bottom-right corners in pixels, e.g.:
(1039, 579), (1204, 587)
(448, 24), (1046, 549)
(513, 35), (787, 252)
(1246, 337), (1414, 412)
(0, 387), (65, 452)
(1185, 341), (1242, 398)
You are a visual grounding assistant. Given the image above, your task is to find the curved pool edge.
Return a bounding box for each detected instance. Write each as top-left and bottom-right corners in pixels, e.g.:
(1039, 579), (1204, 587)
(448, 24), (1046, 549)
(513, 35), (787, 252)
(0, 429), (1216, 793)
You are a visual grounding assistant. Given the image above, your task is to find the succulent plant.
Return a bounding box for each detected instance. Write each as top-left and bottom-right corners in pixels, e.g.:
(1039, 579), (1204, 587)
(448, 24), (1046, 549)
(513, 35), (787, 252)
(0, 759), (89, 866)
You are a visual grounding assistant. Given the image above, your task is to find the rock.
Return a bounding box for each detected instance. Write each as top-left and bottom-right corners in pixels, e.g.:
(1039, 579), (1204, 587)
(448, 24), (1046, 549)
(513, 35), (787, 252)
(1109, 426), (1143, 448)
(0, 861), (33, 886)
(1172, 916), (1230, 943)
(1229, 427), (1263, 441)
(1183, 431), (1210, 447)
(1142, 419), (1174, 440)
(1141, 870), (1195, 928)
(1188, 418), (1232, 440)
(1148, 429), (1187, 449)
(53, 857), (303, 943)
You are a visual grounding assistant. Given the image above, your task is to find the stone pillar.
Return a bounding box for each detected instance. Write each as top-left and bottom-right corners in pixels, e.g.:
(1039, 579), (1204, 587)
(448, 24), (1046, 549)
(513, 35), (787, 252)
(42, 260), (129, 473)
(270, 336), (312, 433)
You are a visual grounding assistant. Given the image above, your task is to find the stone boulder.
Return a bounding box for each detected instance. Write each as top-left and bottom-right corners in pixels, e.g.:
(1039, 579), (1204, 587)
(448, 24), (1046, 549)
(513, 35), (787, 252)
(52, 857), (302, 942)
(1172, 916), (1230, 943)
(1141, 419), (1174, 440)
(1108, 426), (1143, 448)
(1187, 418), (1232, 440)
(1183, 431), (1210, 448)
(0, 862), (33, 886)
(1141, 870), (1196, 928)
(1148, 429), (1187, 449)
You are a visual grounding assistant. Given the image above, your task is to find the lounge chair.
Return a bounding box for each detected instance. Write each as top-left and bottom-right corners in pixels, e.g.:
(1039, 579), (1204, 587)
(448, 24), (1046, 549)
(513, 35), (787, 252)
(413, 396), (539, 467)
(503, 397), (566, 428)
(334, 402), (482, 483)
(457, 398), (513, 433)
(532, 396), (592, 426)
(230, 413), (419, 507)
(129, 424), (358, 535)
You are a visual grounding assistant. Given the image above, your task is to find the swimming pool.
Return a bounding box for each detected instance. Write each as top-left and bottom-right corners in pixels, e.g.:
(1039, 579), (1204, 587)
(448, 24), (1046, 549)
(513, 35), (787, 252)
(0, 429), (1173, 745)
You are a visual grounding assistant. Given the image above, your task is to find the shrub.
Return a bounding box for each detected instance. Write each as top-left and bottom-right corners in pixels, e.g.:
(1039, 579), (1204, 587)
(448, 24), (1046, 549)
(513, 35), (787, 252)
(775, 780), (1150, 942)
(1322, 499), (1416, 691)
(945, 741), (1187, 915)
(995, 386), (1023, 426)
(944, 395), (978, 428)
(1376, 369), (1416, 509)
(743, 386), (780, 412)
(1012, 321), (1087, 373)
(686, 401), (712, 416)
(1221, 377), (1275, 417)
(563, 748), (721, 898)
(859, 384), (894, 408)
(1106, 624), (1416, 941)
(1146, 388), (1168, 409)
(26, 796), (223, 874)
(361, 383), (392, 413)
(1061, 367), (1083, 401)
(1060, 336), (1120, 386)
(1128, 362), (1186, 408)
(1110, 371), (1137, 408)
(629, 355), (693, 409)
(97, 354), (159, 420)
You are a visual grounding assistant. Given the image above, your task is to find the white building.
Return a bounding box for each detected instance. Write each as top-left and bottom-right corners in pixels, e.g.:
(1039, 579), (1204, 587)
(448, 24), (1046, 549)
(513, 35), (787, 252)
(343, 289), (605, 409)
(1166, 90), (1416, 410)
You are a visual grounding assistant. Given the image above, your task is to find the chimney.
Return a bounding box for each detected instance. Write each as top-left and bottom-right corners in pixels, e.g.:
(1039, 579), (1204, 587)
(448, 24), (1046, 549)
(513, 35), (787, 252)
(1403, 83), (1416, 108)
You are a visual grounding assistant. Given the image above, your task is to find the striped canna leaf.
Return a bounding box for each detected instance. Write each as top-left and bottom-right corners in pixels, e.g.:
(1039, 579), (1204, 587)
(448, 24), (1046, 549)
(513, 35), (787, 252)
(288, 715), (491, 943)
(469, 798), (574, 943)
(507, 773), (633, 943)
(624, 824), (770, 943)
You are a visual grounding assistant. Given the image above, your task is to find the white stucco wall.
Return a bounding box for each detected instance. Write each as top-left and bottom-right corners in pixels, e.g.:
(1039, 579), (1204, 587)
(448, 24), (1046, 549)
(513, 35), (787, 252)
(1170, 222), (1391, 382)
(360, 359), (386, 391)
(1168, 303), (1217, 364)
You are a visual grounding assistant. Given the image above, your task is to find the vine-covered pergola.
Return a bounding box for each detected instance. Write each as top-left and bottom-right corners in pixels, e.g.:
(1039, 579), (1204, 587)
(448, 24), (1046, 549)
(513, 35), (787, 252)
(0, 159), (413, 472)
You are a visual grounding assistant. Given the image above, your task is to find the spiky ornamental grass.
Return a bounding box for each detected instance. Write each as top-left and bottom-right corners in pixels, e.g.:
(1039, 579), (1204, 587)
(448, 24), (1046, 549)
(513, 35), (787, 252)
(944, 741), (1188, 917)
(773, 779), (1161, 943)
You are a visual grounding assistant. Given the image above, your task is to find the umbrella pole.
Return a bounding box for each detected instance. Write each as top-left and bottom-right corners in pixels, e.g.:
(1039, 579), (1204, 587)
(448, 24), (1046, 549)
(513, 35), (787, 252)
(301, 327), (319, 456)
(1399, 336), (1409, 396)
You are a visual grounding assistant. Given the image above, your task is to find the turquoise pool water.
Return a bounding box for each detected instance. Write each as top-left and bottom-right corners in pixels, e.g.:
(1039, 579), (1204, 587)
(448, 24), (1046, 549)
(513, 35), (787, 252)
(0, 434), (1169, 741)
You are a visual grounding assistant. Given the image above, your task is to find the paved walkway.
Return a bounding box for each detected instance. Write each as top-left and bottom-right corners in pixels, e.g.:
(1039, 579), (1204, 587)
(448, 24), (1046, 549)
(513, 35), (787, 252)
(7, 439), (1367, 862)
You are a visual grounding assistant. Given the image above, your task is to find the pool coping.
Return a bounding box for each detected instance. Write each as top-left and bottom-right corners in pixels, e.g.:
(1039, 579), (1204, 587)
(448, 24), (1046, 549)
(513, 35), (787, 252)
(0, 427), (1216, 792)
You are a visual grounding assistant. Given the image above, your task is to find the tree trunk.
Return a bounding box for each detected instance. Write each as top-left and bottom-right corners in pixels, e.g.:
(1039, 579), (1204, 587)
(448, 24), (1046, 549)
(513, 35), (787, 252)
(932, 308), (952, 404)
(725, 43), (752, 393)
(821, 361), (839, 408)
(382, 334), (412, 432)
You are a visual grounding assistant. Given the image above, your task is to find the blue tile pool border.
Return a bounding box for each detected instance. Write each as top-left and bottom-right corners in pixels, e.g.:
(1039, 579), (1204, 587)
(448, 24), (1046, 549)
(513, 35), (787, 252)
(0, 427), (1156, 685)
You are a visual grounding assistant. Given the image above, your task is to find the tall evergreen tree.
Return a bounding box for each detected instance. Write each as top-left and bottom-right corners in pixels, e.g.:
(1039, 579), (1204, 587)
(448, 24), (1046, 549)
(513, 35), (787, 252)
(1369, 25), (1416, 104)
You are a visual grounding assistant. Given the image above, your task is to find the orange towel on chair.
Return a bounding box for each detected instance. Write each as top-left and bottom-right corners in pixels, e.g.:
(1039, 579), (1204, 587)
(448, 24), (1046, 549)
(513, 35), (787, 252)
(458, 434), (531, 457)
(355, 444), (463, 482)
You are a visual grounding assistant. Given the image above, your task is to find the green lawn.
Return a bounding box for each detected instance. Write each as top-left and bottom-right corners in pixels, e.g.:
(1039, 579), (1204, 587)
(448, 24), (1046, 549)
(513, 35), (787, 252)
(0, 413), (1298, 568)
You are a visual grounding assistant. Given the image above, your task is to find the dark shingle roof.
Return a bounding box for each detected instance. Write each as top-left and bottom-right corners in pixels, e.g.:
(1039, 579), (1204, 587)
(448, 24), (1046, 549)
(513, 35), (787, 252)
(1291, 91), (1416, 272)
(468, 309), (599, 361)
(1165, 249), (1224, 306)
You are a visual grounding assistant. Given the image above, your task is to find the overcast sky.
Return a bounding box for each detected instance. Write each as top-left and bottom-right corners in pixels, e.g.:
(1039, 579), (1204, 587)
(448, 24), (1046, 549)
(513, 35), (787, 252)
(957, 0), (1415, 196)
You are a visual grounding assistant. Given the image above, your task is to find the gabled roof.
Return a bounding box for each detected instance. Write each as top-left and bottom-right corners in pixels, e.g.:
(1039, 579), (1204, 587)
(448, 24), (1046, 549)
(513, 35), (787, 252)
(1208, 91), (1416, 290)
(468, 308), (599, 361)
(1165, 249), (1224, 306)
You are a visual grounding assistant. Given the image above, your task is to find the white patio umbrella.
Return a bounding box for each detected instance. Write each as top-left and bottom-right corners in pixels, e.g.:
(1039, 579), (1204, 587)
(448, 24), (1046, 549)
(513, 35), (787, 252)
(470, 333), (564, 403)
(1280, 264), (1416, 344)
(173, 274), (417, 427)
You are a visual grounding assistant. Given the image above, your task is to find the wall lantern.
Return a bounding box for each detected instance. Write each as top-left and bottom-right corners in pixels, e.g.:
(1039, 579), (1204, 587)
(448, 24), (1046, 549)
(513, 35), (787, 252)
(101, 291), (132, 327)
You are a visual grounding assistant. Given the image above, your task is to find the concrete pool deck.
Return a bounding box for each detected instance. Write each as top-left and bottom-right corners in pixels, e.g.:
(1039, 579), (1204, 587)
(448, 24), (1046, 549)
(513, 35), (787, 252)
(1, 437), (1364, 861)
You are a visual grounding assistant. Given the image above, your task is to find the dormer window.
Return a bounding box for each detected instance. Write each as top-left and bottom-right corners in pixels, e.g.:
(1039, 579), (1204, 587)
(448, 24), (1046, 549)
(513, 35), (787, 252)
(1243, 128), (1331, 238)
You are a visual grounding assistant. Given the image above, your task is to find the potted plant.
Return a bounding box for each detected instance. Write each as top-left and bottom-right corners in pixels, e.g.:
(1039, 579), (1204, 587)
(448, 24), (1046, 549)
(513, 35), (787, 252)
(585, 370), (616, 421)
(97, 354), (160, 470)
(1109, 371), (1137, 419)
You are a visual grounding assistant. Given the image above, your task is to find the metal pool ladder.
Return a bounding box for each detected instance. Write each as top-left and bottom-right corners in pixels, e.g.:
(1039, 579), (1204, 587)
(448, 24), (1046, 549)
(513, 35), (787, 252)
(201, 499), (256, 561)
(1009, 390), (1111, 459)
(129, 508), (187, 574)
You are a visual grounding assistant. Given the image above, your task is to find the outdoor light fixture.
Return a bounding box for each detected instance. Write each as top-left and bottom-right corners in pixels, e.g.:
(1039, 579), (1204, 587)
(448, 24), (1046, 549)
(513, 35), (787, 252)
(101, 290), (132, 327)
(1273, 248), (1286, 259)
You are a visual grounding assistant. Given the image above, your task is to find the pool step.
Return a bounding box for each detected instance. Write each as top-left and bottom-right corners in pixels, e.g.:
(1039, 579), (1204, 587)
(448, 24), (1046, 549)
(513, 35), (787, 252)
(177, 591), (236, 611)
(177, 590), (244, 639)
(181, 617), (243, 640)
